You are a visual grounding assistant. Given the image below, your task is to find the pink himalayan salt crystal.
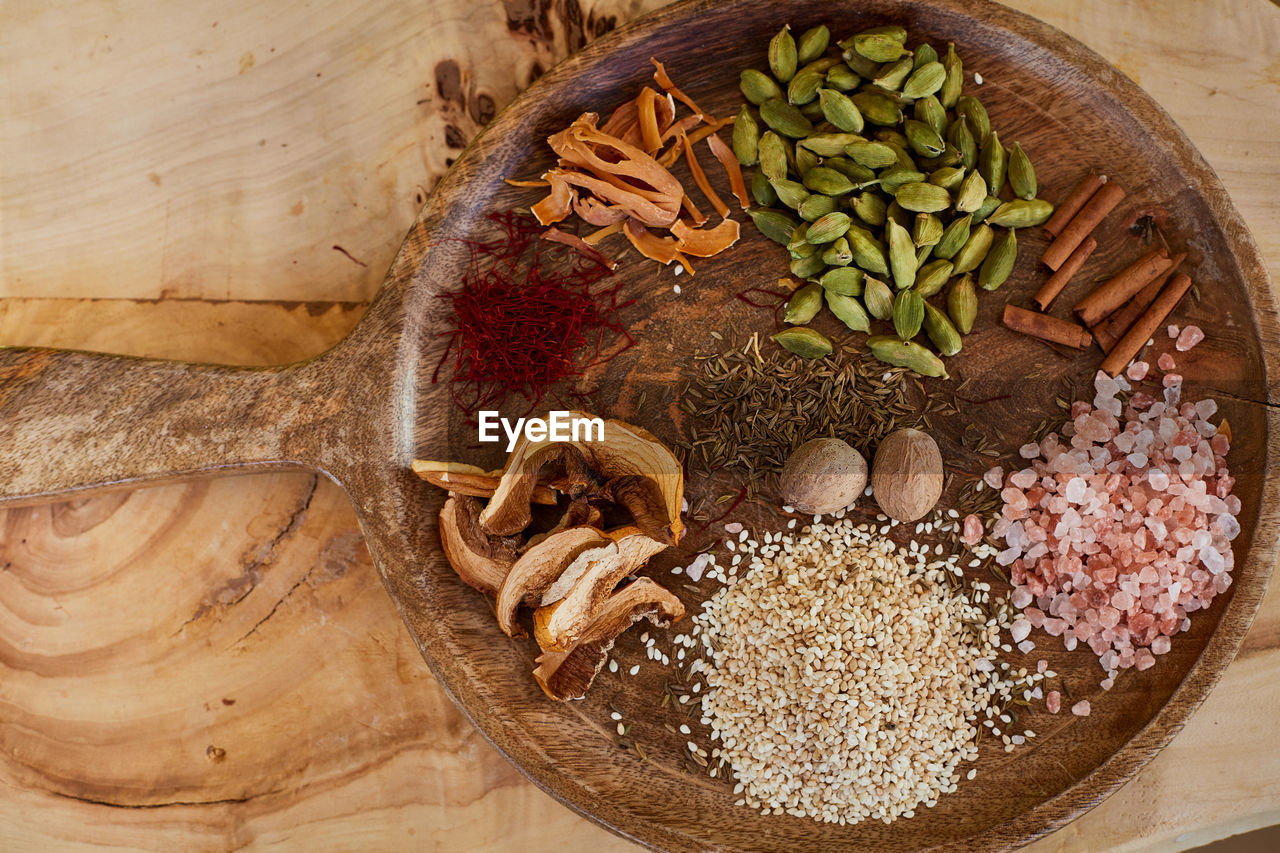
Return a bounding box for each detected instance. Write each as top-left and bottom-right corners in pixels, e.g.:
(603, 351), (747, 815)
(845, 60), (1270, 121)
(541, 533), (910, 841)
(1176, 325), (1204, 352)
(1163, 373), (1183, 388)
(1046, 690), (1062, 714)
(1071, 700), (1092, 717)
(723, 522), (744, 535)
(1158, 352), (1177, 371)
(1126, 361), (1149, 382)
(962, 514), (984, 546)
(1167, 324), (1180, 339)
(995, 370), (1237, 683)
(984, 466), (1004, 489)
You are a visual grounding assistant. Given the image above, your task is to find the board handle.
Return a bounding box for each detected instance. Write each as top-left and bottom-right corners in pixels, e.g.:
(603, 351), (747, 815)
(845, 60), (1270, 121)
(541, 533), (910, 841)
(0, 346), (352, 505)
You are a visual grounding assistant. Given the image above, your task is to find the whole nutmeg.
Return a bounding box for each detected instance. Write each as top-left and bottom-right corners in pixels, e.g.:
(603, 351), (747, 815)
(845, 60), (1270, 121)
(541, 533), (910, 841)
(871, 428), (943, 521)
(780, 438), (868, 515)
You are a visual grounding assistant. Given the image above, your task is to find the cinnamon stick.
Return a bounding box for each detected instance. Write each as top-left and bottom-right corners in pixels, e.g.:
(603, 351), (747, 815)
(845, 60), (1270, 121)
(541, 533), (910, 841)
(1041, 181), (1127, 271)
(1003, 304), (1093, 350)
(1033, 235), (1097, 310)
(1101, 273), (1193, 376)
(1074, 249), (1172, 327)
(1094, 251), (1187, 351)
(1044, 173), (1106, 238)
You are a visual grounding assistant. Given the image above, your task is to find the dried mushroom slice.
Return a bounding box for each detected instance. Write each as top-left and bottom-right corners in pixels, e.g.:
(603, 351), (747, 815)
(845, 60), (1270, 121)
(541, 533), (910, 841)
(412, 460), (557, 505)
(532, 527), (668, 652)
(438, 494), (523, 596)
(533, 577), (685, 701)
(495, 526), (611, 638)
(479, 413), (685, 545)
(479, 443), (595, 536)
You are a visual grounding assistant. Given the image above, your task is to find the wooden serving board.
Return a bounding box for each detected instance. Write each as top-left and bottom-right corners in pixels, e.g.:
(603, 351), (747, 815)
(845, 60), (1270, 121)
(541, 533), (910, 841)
(2, 1), (1279, 851)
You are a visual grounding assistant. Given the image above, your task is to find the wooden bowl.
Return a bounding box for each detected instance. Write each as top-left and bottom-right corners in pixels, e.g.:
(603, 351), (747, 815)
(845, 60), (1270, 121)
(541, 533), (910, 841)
(0, 0), (1274, 849)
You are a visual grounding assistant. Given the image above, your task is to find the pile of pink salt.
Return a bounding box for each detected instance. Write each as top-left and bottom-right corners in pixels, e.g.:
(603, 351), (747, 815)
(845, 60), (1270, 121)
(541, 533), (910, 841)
(993, 370), (1237, 687)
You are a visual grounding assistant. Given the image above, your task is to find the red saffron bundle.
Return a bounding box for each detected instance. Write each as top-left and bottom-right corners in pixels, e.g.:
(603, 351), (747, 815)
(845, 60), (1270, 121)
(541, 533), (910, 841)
(433, 212), (633, 414)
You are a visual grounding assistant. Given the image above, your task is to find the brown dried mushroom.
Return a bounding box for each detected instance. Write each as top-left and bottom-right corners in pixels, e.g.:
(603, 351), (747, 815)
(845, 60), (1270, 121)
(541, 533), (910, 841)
(495, 526), (611, 638)
(411, 460), (557, 505)
(531, 527), (669, 652)
(532, 577), (684, 701)
(437, 494), (522, 596)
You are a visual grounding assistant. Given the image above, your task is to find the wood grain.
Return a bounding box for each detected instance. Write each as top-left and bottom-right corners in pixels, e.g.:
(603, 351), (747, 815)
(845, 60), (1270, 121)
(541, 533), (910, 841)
(0, 0), (1278, 850)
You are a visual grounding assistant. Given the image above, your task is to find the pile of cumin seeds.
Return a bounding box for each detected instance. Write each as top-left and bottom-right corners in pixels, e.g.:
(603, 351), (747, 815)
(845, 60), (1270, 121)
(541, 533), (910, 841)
(677, 334), (922, 482)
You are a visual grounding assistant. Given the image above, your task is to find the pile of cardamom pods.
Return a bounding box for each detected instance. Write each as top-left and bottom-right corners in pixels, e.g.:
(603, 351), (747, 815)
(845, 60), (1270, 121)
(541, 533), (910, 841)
(733, 23), (1054, 376)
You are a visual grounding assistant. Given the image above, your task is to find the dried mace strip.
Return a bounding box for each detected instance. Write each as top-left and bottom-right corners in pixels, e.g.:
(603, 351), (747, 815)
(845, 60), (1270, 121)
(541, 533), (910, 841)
(736, 24), (1056, 376)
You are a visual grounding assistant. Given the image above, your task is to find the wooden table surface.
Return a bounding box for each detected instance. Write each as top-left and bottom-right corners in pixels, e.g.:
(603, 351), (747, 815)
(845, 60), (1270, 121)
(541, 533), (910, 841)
(1, 1), (1277, 850)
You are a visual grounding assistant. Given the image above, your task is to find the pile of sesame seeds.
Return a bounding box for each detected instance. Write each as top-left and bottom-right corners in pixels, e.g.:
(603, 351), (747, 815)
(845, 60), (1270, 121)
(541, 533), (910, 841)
(675, 517), (1038, 825)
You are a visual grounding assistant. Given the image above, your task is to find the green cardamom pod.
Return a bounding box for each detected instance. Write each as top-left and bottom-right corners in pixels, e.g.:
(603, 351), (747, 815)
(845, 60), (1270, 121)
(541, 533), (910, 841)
(852, 191), (888, 226)
(947, 116), (977, 171)
(851, 91), (902, 126)
(823, 156), (875, 184)
(894, 181), (952, 213)
(800, 131), (865, 157)
(818, 89), (864, 133)
(796, 24), (830, 64)
(840, 49), (881, 80)
(851, 32), (907, 63)
(917, 144), (961, 172)
(787, 222), (810, 255)
(928, 166), (965, 191)
(956, 95), (991, 145)
(770, 177), (809, 210)
(951, 223), (993, 274)
(790, 250), (827, 279)
(916, 243), (933, 267)
(880, 169), (927, 194)
(800, 56), (842, 76)
(860, 25), (908, 42)
(862, 276), (895, 319)
(822, 236), (853, 267)
(947, 274), (978, 334)
(913, 258), (954, 297)
(885, 200), (913, 230)
(902, 61), (946, 99)
(987, 198), (1054, 228)
(978, 227), (1017, 290)
(802, 166), (856, 196)
(922, 302), (963, 357)
(789, 237), (816, 261)
(769, 25), (798, 83)
(971, 195), (1002, 224)
(773, 326), (832, 359)
(740, 69), (784, 106)
(913, 213), (944, 247)
(821, 266), (864, 295)
(799, 99), (825, 121)
(872, 56), (914, 91)
(732, 105), (759, 166)
(751, 168), (778, 206)
(874, 127), (911, 151)
(955, 169), (988, 213)
(866, 335), (949, 378)
(934, 213), (972, 259)
(844, 140), (898, 169)
(904, 119), (946, 158)
(826, 291), (871, 333)
(892, 287), (924, 340)
(940, 43), (963, 108)
(886, 218), (916, 290)
(784, 282), (824, 324)
(805, 211), (852, 244)
(978, 129), (1006, 197)
(760, 98), (813, 139)
(825, 64), (861, 92)
(914, 95), (947, 137)
(1008, 142), (1038, 200)
(747, 208), (798, 245)
(757, 131), (789, 182)
(913, 43), (939, 70)
(798, 192), (838, 222)
(787, 68), (824, 106)
(847, 224), (890, 276)
(794, 143), (819, 178)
